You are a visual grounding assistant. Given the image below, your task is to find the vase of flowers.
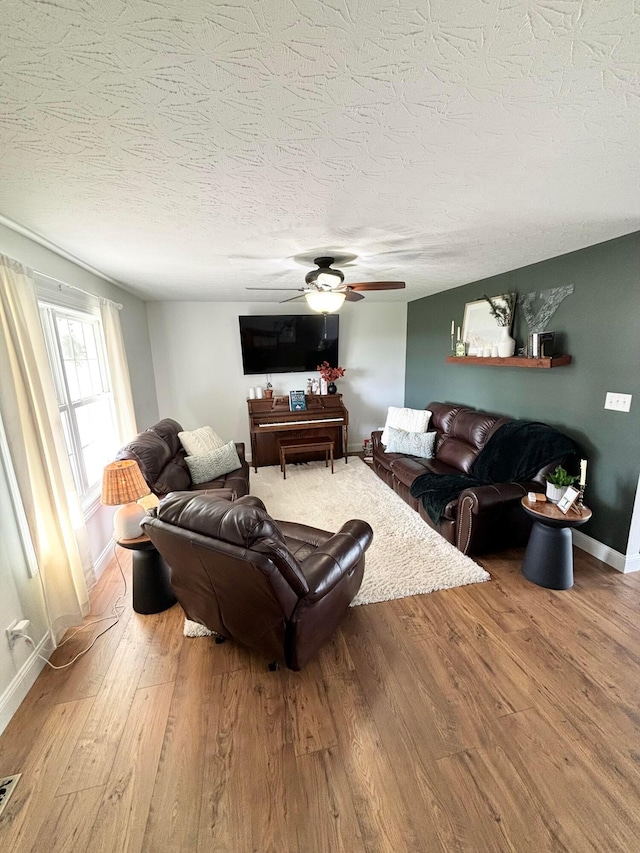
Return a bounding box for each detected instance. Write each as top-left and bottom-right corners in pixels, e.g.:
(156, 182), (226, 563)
(317, 361), (345, 394)
(484, 293), (517, 357)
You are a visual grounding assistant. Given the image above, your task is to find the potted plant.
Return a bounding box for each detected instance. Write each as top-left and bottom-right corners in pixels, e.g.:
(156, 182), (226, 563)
(545, 464), (578, 503)
(264, 377), (273, 399)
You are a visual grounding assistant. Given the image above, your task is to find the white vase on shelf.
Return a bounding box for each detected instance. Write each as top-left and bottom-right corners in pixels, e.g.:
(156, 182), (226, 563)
(497, 326), (516, 357)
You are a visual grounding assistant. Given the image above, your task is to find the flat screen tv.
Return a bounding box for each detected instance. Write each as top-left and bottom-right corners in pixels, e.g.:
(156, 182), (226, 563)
(239, 314), (339, 375)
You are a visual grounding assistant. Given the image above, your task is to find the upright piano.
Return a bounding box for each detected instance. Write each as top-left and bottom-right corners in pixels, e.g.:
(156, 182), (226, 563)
(247, 394), (349, 470)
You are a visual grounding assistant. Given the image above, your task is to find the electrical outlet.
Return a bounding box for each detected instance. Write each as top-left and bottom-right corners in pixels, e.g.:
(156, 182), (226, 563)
(6, 620), (18, 650)
(604, 392), (632, 412)
(6, 619), (30, 650)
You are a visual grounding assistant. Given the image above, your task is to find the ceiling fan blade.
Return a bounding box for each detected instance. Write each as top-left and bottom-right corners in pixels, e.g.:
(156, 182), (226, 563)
(344, 290), (365, 302)
(246, 287), (304, 292)
(279, 294), (306, 303)
(347, 281), (406, 291)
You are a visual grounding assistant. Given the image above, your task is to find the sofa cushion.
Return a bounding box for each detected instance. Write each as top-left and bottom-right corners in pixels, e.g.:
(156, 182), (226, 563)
(381, 407), (431, 447)
(148, 418), (184, 457)
(185, 441), (242, 484)
(179, 425), (226, 456)
(385, 427), (436, 458)
(436, 411), (508, 474)
(391, 456), (460, 489)
(116, 430), (181, 492)
(427, 403), (467, 437)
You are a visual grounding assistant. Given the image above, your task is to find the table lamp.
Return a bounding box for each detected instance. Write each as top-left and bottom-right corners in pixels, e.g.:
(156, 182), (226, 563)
(101, 460), (151, 540)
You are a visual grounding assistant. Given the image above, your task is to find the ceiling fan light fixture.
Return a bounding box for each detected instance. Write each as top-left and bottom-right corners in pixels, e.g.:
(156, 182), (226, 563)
(316, 269), (344, 286)
(305, 256), (345, 288)
(305, 290), (346, 313)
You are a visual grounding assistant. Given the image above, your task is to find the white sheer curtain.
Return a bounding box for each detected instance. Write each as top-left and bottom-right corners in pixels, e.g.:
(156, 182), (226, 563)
(0, 254), (90, 640)
(100, 299), (138, 444)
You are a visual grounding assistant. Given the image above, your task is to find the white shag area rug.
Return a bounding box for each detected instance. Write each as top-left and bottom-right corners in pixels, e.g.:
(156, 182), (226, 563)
(183, 458), (488, 633)
(251, 458), (489, 605)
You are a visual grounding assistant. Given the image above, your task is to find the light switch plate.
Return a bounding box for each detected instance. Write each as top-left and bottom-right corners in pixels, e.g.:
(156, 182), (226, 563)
(604, 392), (632, 412)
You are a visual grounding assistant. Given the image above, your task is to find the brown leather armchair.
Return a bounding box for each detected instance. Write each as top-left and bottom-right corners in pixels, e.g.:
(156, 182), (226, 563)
(141, 492), (373, 670)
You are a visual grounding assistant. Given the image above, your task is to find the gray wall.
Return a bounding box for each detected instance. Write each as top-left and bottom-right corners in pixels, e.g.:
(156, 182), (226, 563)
(405, 232), (640, 554)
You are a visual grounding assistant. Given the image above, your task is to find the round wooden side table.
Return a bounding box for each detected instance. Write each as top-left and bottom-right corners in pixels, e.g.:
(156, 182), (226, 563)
(117, 534), (177, 614)
(520, 496), (592, 590)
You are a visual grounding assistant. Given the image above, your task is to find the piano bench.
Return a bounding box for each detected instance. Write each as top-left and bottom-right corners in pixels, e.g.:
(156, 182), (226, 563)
(278, 436), (334, 480)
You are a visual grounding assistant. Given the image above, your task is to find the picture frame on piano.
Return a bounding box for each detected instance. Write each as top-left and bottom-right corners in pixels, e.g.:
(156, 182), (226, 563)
(289, 390), (307, 412)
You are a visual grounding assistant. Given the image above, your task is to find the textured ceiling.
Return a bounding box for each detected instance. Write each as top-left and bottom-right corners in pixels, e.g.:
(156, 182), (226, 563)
(1, 0), (639, 302)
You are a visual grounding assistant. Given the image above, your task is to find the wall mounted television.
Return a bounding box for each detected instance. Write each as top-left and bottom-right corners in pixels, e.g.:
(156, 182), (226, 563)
(239, 314), (339, 375)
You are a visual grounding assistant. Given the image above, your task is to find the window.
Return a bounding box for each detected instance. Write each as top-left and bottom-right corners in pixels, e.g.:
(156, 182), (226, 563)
(39, 299), (118, 507)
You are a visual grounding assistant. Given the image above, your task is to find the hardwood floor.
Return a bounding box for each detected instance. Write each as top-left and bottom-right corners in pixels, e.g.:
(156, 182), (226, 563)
(2, 544), (640, 852)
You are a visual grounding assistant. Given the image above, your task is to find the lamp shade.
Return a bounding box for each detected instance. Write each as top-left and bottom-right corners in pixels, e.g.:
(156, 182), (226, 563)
(101, 460), (150, 505)
(305, 290), (346, 313)
(102, 460), (150, 541)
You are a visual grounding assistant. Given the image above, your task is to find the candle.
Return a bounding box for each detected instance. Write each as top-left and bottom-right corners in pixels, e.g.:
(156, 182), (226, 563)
(451, 320), (455, 336)
(457, 326), (461, 341)
(580, 458), (587, 485)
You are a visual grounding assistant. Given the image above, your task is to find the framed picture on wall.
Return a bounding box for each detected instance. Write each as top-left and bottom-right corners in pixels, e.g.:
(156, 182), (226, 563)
(461, 296), (511, 355)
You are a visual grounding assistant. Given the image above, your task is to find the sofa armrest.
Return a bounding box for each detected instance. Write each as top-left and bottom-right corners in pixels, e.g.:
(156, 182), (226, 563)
(461, 482), (535, 513)
(234, 442), (246, 463)
(455, 482), (534, 553)
(299, 519), (373, 602)
(371, 430), (384, 453)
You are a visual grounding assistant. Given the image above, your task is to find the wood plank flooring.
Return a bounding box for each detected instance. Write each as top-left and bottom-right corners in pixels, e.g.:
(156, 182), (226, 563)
(1, 544), (640, 852)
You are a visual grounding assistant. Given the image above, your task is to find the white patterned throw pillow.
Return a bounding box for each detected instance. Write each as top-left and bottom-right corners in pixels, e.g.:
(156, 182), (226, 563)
(381, 407), (432, 447)
(384, 427), (436, 458)
(185, 441), (241, 484)
(178, 425), (225, 456)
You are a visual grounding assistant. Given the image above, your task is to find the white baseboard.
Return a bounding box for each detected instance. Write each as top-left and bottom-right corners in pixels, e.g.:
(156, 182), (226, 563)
(0, 630), (53, 735)
(572, 530), (639, 573)
(93, 539), (116, 585)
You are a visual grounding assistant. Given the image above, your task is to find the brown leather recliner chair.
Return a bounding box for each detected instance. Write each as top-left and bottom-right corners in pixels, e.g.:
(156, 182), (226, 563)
(141, 492), (373, 670)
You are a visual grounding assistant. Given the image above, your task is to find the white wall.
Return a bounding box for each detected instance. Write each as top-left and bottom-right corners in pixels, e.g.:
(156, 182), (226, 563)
(0, 444), (50, 733)
(147, 301), (407, 455)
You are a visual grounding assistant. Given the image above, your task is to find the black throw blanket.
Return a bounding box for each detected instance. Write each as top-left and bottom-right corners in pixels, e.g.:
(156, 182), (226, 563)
(409, 421), (580, 525)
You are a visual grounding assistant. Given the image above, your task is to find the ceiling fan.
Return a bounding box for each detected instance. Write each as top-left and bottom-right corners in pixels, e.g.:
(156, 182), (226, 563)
(246, 256), (405, 312)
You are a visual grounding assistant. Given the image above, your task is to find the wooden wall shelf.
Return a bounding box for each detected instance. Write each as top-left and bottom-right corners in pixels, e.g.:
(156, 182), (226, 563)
(445, 355), (572, 369)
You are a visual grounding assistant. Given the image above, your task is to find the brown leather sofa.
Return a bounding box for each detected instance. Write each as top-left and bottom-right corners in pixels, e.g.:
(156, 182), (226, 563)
(372, 401), (577, 556)
(116, 418), (250, 499)
(142, 492), (373, 670)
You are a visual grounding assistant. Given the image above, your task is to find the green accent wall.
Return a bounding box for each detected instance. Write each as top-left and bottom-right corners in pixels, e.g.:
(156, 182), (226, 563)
(405, 232), (640, 554)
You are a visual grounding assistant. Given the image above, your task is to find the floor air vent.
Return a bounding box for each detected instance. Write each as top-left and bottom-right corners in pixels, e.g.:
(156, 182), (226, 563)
(0, 773), (22, 817)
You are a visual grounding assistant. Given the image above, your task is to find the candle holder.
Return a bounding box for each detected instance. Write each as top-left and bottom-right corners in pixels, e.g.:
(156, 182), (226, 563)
(575, 484), (585, 509)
